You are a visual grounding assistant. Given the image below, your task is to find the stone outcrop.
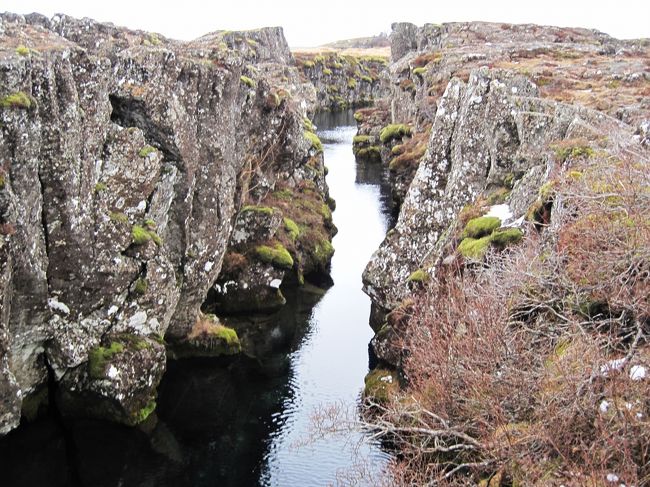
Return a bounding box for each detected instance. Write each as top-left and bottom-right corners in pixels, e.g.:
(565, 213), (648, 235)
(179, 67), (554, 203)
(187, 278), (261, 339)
(353, 21), (650, 214)
(360, 21), (650, 312)
(0, 13), (330, 432)
(294, 50), (389, 111)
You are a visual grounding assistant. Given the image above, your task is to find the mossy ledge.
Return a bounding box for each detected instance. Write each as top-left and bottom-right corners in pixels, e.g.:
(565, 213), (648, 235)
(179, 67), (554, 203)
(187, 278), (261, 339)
(304, 131), (323, 153)
(254, 243), (294, 269)
(379, 124), (411, 144)
(363, 368), (399, 404)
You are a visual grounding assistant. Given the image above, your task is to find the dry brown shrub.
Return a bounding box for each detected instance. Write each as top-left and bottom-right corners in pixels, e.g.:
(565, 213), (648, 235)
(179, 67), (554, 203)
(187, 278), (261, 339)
(364, 150), (650, 485)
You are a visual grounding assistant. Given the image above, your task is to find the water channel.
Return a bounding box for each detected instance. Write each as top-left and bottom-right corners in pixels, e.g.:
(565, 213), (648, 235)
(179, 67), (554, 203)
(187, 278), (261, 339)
(0, 109), (395, 487)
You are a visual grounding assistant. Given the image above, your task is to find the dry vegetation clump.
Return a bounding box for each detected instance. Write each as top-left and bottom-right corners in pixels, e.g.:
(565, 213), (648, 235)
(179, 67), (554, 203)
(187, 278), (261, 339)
(364, 149), (650, 485)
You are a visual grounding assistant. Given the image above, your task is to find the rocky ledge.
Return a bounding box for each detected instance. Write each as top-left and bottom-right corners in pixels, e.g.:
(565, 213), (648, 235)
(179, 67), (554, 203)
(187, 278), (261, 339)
(0, 13), (333, 433)
(359, 21), (650, 314)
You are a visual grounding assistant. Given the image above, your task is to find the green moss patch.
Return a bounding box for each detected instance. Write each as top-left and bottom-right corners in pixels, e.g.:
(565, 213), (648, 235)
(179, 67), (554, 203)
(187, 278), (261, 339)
(240, 75), (255, 88)
(304, 131), (323, 153)
(458, 236), (493, 260)
(134, 278), (148, 295)
(132, 224), (162, 246)
(132, 400), (156, 424)
(1, 91), (32, 109)
(241, 205), (275, 216)
(458, 224), (524, 261)
(88, 342), (125, 379)
(303, 117), (315, 132)
(110, 212), (128, 224)
(138, 145), (157, 158)
(364, 369), (399, 404)
(254, 243), (294, 269)
(407, 269), (430, 283)
(462, 216), (502, 239)
(379, 124), (411, 144)
(187, 316), (242, 355)
(554, 144), (594, 162)
(353, 135), (373, 144)
(355, 146), (382, 162)
(284, 217), (300, 241)
(16, 45), (30, 56)
(412, 67), (427, 77)
(490, 228), (524, 248)
(313, 239), (334, 265)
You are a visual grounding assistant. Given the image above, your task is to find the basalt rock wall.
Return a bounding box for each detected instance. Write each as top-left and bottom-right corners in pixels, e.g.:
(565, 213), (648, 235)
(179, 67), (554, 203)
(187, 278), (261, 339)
(0, 13), (327, 433)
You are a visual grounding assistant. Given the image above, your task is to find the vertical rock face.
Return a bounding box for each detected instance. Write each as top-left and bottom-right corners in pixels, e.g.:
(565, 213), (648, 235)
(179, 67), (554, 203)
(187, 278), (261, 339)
(0, 14), (326, 432)
(361, 21), (650, 312)
(294, 51), (389, 111)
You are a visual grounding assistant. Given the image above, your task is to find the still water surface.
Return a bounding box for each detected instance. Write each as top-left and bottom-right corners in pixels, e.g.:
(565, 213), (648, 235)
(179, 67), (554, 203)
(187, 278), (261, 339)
(0, 110), (394, 486)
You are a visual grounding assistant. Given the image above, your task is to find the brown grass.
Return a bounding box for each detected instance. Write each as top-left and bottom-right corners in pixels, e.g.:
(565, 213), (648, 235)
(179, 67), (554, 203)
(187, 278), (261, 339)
(363, 147), (650, 485)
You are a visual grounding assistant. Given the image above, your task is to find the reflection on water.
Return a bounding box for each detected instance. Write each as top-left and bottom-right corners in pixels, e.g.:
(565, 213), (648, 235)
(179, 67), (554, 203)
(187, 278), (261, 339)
(0, 110), (394, 486)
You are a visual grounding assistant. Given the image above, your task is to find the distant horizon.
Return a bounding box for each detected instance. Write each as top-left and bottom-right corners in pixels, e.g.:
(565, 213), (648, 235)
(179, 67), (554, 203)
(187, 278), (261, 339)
(2, 1), (649, 47)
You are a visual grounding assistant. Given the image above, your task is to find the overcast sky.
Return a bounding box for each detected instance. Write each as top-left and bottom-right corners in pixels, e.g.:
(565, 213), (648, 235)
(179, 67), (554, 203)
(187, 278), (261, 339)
(3, 0), (649, 47)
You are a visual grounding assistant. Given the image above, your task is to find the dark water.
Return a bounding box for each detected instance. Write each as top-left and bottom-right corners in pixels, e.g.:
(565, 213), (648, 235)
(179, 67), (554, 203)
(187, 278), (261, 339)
(0, 110), (394, 487)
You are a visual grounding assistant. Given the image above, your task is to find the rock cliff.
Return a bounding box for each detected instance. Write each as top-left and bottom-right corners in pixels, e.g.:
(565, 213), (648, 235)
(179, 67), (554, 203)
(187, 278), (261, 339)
(360, 21), (650, 313)
(0, 13), (330, 433)
(294, 50), (389, 111)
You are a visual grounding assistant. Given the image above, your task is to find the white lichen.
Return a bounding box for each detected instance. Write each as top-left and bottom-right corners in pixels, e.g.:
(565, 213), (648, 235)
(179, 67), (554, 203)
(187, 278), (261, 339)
(48, 298), (70, 315)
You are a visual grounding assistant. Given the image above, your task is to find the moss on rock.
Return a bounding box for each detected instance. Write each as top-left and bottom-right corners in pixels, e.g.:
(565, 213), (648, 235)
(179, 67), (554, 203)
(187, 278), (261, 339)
(254, 243), (294, 269)
(132, 400), (156, 424)
(88, 342), (125, 379)
(240, 75), (255, 88)
(241, 205), (275, 216)
(364, 369), (399, 404)
(490, 228), (524, 248)
(458, 236), (493, 260)
(284, 217), (300, 241)
(0, 91), (32, 109)
(462, 216), (502, 239)
(304, 131), (323, 153)
(132, 224), (162, 246)
(379, 124), (411, 144)
(407, 269), (430, 283)
(138, 145), (157, 158)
